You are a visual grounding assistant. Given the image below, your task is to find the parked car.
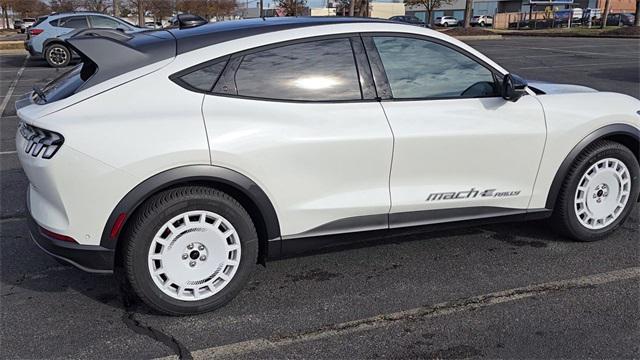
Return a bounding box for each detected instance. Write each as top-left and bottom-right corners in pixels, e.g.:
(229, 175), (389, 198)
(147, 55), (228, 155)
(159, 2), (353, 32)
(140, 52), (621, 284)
(435, 16), (458, 27)
(18, 17), (36, 33)
(606, 12), (635, 26)
(470, 15), (493, 26)
(16, 17), (640, 315)
(583, 8), (602, 23)
(144, 21), (163, 29)
(23, 11), (143, 68)
(12, 19), (23, 31)
(389, 15), (426, 27)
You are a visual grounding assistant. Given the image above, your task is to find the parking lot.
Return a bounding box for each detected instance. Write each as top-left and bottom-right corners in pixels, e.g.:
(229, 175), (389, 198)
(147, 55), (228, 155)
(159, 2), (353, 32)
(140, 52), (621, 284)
(1, 36), (638, 359)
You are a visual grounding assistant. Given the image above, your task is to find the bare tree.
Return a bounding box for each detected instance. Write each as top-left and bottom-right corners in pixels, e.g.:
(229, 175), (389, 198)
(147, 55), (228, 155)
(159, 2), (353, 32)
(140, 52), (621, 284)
(276, 0), (306, 16)
(147, 0), (173, 20)
(349, 0), (355, 16)
(84, 0), (111, 12)
(600, 0), (611, 29)
(463, 0), (472, 27)
(404, 0), (453, 26)
(635, 0), (639, 26)
(50, 0), (80, 12)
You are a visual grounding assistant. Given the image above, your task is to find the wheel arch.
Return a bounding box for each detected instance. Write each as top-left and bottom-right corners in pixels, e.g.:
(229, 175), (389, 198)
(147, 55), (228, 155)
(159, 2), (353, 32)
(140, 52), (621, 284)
(545, 123), (640, 209)
(103, 165), (281, 268)
(42, 38), (68, 50)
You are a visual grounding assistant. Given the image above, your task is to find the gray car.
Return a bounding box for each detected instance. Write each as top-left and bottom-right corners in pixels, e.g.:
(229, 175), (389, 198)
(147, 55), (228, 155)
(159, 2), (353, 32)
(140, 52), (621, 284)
(24, 11), (143, 67)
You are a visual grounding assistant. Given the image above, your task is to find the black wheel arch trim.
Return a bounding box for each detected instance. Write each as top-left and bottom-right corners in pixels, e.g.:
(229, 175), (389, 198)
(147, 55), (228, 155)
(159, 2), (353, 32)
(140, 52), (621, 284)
(43, 38), (69, 50)
(545, 123), (640, 209)
(99, 165), (281, 255)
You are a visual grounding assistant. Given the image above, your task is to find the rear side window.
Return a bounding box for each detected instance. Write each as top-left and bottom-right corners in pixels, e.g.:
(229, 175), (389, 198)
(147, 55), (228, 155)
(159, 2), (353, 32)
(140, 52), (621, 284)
(173, 58), (228, 92)
(59, 16), (89, 29)
(234, 38), (362, 101)
(90, 16), (123, 29)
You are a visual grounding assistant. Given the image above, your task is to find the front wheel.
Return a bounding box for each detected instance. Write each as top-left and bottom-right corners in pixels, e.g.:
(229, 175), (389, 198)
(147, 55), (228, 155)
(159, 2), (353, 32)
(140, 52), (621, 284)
(443, 22), (449, 27)
(123, 186), (258, 315)
(44, 43), (71, 68)
(552, 140), (639, 241)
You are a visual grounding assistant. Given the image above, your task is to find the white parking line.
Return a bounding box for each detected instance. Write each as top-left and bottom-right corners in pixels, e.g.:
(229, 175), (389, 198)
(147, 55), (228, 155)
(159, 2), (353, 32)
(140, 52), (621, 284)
(157, 267), (639, 359)
(0, 55), (28, 117)
(0, 150), (17, 155)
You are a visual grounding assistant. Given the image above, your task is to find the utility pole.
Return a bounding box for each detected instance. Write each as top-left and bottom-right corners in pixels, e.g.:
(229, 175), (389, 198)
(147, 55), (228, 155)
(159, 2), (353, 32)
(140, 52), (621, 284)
(635, 0), (640, 26)
(600, 0), (611, 29)
(138, 0), (144, 27)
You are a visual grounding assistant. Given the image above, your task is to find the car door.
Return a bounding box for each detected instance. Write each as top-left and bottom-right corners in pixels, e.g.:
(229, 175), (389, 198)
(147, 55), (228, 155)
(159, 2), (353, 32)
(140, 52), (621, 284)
(199, 36), (394, 237)
(364, 35), (546, 226)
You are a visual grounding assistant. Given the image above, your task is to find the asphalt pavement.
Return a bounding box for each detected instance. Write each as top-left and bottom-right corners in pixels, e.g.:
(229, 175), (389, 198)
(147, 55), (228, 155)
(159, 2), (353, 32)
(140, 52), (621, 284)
(1, 37), (638, 359)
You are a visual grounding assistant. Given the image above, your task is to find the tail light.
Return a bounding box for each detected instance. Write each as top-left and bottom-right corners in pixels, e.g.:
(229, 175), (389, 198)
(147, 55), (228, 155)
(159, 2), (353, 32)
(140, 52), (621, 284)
(18, 121), (64, 159)
(29, 28), (44, 36)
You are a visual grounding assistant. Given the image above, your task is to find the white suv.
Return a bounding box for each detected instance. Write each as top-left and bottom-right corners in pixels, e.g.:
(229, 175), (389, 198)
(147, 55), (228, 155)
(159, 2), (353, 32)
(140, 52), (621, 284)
(16, 18), (640, 315)
(435, 16), (459, 27)
(471, 15), (493, 26)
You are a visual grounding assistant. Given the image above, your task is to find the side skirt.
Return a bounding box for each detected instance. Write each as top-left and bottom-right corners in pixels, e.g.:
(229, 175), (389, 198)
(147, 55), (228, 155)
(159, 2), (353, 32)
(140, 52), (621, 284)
(269, 207), (551, 259)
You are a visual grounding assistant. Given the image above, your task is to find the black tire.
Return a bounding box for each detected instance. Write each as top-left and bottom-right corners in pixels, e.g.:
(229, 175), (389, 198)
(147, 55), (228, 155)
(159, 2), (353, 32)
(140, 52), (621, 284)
(123, 186), (258, 315)
(552, 140), (639, 241)
(443, 22), (449, 27)
(44, 43), (71, 68)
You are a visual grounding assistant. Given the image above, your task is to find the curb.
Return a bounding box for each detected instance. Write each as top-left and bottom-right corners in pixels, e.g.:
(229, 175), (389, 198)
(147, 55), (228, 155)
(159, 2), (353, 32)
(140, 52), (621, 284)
(0, 41), (23, 50)
(454, 35), (503, 40)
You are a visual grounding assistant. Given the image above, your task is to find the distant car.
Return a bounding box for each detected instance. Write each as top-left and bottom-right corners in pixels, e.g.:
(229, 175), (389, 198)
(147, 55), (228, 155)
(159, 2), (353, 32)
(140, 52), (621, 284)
(606, 12), (635, 26)
(470, 15), (493, 27)
(18, 17), (36, 33)
(435, 16), (458, 27)
(389, 15), (426, 27)
(167, 14), (208, 28)
(583, 8), (602, 23)
(13, 20), (23, 31)
(23, 12), (143, 68)
(144, 21), (162, 29)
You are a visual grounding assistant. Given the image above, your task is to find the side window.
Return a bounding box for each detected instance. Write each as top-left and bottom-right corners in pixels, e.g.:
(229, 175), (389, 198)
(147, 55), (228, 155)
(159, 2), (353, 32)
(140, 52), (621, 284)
(90, 16), (123, 29)
(59, 16), (89, 29)
(372, 37), (497, 99)
(233, 38), (362, 101)
(174, 58), (228, 92)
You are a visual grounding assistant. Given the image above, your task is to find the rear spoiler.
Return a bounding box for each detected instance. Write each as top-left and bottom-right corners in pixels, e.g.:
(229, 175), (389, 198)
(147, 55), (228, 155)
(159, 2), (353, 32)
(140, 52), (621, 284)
(64, 28), (176, 90)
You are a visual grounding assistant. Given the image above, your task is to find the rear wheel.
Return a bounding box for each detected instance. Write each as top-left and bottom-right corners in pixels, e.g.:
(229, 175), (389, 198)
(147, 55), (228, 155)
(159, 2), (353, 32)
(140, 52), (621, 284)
(123, 186), (258, 315)
(443, 22), (449, 27)
(552, 140), (639, 241)
(44, 43), (71, 68)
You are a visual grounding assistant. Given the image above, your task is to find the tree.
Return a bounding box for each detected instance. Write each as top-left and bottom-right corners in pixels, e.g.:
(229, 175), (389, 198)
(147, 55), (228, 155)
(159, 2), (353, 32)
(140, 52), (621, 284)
(276, 0), (306, 16)
(634, 0), (639, 26)
(403, 0), (452, 26)
(11, 0), (49, 17)
(147, 0), (173, 20)
(50, 0), (80, 12)
(600, 0), (611, 29)
(84, 0), (111, 12)
(462, 0), (472, 27)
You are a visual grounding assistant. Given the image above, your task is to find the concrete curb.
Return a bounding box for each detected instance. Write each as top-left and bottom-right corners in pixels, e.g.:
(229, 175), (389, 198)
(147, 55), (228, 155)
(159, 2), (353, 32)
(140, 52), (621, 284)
(0, 41), (23, 50)
(494, 31), (639, 38)
(454, 35), (503, 40)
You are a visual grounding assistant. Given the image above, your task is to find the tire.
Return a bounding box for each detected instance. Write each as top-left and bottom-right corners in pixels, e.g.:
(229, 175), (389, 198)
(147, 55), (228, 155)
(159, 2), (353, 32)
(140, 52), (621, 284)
(443, 22), (449, 27)
(123, 186), (258, 315)
(44, 43), (71, 68)
(552, 140), (639, 241)
(479, 21), (485, 27)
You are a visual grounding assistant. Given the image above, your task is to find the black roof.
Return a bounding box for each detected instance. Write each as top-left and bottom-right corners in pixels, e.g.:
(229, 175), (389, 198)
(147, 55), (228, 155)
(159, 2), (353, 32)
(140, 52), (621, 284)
(168, 17), (391, 54)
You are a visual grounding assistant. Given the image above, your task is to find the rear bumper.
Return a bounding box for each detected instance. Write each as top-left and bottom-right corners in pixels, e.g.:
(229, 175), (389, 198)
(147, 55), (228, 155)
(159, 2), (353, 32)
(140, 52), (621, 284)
(28, 212), (114, 274)
(23, 41), (40, 57)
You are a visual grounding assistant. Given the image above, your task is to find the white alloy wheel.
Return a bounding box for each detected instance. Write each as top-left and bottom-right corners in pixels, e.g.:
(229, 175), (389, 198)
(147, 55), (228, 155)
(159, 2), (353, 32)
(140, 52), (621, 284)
(574, 158), (631, 230)
(147, 210), (241, 301)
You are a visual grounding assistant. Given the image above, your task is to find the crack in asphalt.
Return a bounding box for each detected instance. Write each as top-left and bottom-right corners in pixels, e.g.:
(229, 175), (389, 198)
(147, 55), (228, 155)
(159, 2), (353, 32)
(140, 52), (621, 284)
(122, 311), (193, 360)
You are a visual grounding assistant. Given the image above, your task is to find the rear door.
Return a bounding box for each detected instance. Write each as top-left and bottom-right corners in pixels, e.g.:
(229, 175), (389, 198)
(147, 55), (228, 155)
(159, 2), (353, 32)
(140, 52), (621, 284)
(364, 35), (546, 226)
(198, 36), (394, 238)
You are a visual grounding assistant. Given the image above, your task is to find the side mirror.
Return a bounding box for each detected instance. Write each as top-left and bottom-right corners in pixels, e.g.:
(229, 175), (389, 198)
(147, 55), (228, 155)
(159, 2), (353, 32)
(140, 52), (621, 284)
(502, 73), (528, 102)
